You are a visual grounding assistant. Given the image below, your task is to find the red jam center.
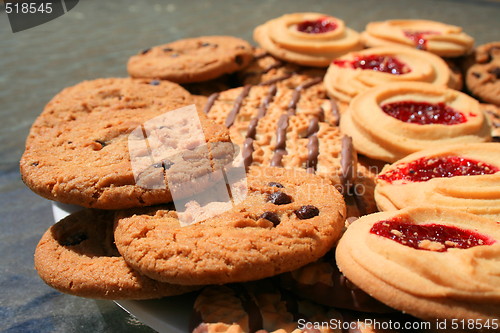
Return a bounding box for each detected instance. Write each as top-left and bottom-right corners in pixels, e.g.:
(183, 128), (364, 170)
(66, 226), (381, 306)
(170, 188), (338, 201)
(370, 217), (495, 252)
(333, 55), (411, 75)
(403, 30), (440, 50)
(380, 101), (466, 125)
(296, 17), (337, 34)
(378, 156), (499, 183)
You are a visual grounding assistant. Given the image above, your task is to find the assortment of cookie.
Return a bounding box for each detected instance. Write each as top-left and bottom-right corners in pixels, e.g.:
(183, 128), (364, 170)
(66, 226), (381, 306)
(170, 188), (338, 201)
(21, 11), (500, 333)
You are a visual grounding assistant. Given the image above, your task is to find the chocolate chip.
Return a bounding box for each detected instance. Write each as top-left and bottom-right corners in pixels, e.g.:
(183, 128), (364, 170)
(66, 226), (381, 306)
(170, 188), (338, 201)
(488, 67), (500, 79)
(268, 182), (284, 188)
(31, 162), (39, 167)
(259, 211), (280, 226)
(141, 48), (151, 55)
(235, 55), (243, 66)
(200, 42), (214, 47)
(150, 80), (161, 86)
(163, 47), (173, 52)
(267, 191), (292, 205)
(295, 205), (319, 219)
(61, 232), (88, 246)
(472, 72), (481, 78)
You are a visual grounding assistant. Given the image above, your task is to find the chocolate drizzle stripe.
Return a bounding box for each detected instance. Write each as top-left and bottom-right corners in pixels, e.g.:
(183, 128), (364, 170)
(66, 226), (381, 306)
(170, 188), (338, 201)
(330, 98), (340, 126)
(307, 134), (319, 172)
(262, 60), (284, 74)
(242, 137), (254, 169)
(203, 92), (219, 114)
(229, 285), (263, 333)
(258, 73), (293, 86)
(247, 85), (278, 140)
(225, 85), (252, 128)
(340, 135), (355, 194)
(271, 114), (289, 167)
(306, 117), (319, 138)
(288, 77), (323, 115)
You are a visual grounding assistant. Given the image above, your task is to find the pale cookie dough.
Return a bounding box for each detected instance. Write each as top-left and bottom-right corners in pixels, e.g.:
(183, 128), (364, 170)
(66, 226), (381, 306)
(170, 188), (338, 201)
(324, 46), (458, 104)
(336, 207), (500, 323)
(340, 82), (491, 162)
(361, 19), (474, 57)
(374, 143), (500, 221)
(254, 12), (362, 67)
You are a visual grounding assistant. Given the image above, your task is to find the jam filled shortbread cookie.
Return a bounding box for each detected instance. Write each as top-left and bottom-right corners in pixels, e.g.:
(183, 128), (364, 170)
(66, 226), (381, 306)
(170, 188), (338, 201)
(374, 143), (500, 220)
(336, 207), (500, 323)
(114, 167), (346, 285)
(324, 46), (458, 104)
(190, 282), (342, 333)
(466, 42), (500, 105)
(20, 78), (232, 209)
(203, 81), (355, 192)
(254, 12), (362, 67)
(361, 19), (474, 57)
(127, 36), (253, 83)
(340, 82), (491, 163)
(34, 209), (199, 299)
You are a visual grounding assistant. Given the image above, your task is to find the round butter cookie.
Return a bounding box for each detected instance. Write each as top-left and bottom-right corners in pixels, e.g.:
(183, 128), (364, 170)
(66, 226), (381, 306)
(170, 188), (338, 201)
(336, 207), (500, 323)
(254, 13), (362, 67)
(466, 42), (500, 105)
(324, 46), (458, 104)
(20, 78), (232, 209)
(340, 82), (491, 163)
(127, 36), (253, 83)
(114, 166), (346, 286)
(361, 19), (474, 57)
(34, 209), (199, 300)
(203, 81), (354, 193)
(374, 143), (500, 220)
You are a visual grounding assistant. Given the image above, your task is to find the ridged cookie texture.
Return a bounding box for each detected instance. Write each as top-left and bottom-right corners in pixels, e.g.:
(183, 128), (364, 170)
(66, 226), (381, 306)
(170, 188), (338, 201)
(114, 166), (346, 286)
(336, 207), (500, 322)
(127, 36), (254, 83)
(203, 79), (356, 193)
(34, 209), (199, 300)
(374, 143), (500, 220)
(20, 78), (231, 209)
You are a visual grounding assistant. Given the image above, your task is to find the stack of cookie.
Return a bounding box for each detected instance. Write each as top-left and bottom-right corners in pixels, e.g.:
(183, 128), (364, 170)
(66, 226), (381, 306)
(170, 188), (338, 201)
(21, 11), (500, 333)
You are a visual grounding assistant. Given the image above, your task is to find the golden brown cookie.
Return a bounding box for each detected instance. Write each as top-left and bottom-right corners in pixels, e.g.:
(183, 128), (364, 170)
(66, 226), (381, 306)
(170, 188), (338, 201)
(127, 36), (253, 83)
(34, 209), (199, 299)
(336, 207), (500, 323)
(361, 19), (474, 57)
(374, 143), (500, 221)
(254, 13), (362, 67)
(466, 42), (500, 105)
(20, 78), (231, 209)
(340, 82), (491, 163)
(324, 46), (458, 104)
(480, 103), (500, 139)
(114, 166), (346, 286)
(203, 81), (354, 193)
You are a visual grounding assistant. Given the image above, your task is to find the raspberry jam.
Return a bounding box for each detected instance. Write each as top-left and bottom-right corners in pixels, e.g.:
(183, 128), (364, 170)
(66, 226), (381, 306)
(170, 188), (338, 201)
(332, 55), (411, 75)
(380, 101), (466, 125)
(378, 156), (498, 183)
(370, 217), (495, 252)
(403, 30), (440, 50)
(296, 17), (337, 34)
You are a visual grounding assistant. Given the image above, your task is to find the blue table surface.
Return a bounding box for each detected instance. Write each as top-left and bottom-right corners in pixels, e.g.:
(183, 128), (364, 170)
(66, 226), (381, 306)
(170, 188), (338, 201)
(1, 0), (499, 332)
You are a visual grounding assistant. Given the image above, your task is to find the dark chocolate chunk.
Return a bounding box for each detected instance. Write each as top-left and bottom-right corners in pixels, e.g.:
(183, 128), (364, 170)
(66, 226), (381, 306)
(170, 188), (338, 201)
(61, 232), (88, 246)
(268, 182), (284, 188)
(267, 191), (292, 205)
(259, 211), (281, 226)
(295, 205), (319, 219)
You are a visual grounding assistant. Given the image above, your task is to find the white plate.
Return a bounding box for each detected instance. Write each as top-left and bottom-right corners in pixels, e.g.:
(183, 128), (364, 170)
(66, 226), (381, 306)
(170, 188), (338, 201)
(51, 202), (195, 333)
